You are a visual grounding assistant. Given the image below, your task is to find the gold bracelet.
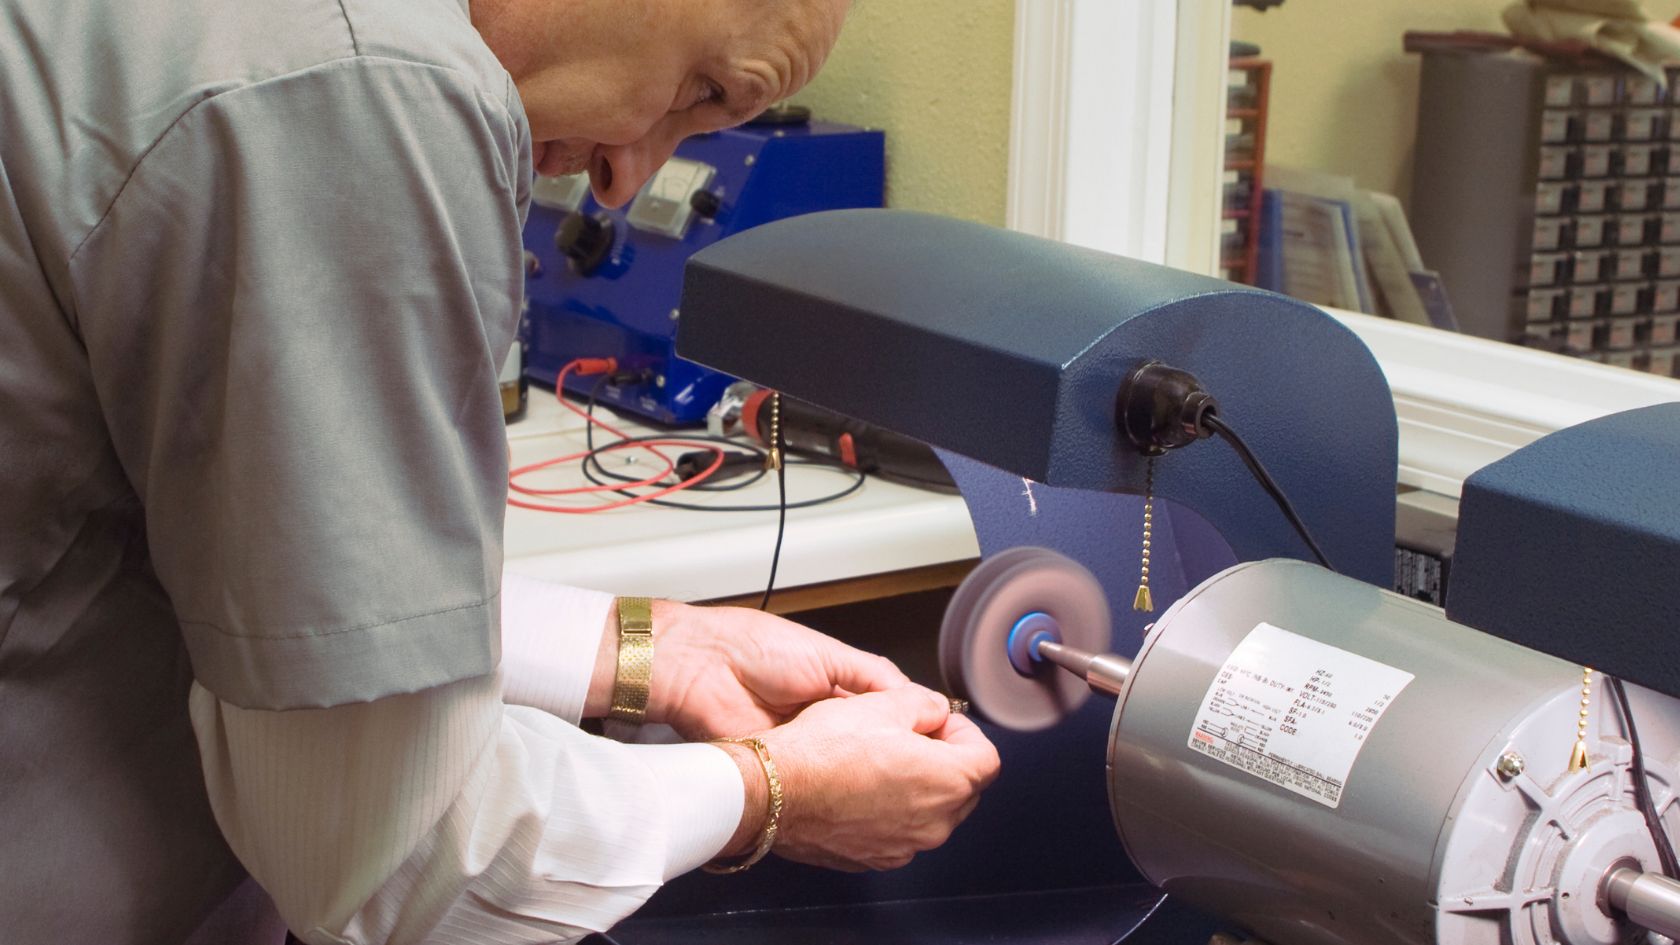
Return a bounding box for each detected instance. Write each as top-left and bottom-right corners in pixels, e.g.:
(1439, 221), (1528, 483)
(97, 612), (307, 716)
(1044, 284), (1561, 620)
(703, 736), (783, 874)
(607, 597), (654, 724)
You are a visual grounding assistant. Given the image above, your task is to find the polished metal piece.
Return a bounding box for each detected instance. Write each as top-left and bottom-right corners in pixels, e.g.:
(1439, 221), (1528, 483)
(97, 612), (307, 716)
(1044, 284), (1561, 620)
(1496, 750), (1527, 780)
(1034, 640), (1132, 698)
(1606, 868), (1680, 941)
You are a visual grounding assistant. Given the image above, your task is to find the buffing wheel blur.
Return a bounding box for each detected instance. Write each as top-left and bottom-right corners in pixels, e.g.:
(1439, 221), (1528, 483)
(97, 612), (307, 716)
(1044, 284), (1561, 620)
(939, 547), (1112, 731)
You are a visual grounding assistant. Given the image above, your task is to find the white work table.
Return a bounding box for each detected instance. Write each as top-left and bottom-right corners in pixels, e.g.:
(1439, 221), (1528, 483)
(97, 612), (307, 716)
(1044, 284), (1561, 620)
(502, 389), (980, 610)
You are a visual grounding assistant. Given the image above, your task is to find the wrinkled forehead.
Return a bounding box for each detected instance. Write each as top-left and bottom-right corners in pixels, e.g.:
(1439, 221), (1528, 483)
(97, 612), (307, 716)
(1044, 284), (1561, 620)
(727, 0), (850, 73)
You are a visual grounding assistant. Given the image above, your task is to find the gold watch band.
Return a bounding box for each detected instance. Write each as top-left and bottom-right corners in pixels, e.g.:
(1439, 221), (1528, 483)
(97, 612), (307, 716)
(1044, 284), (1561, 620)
(608, 597), (654, 724)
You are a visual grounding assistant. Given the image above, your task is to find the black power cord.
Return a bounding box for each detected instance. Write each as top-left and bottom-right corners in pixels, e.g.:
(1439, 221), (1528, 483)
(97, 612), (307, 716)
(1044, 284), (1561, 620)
(580, 376), (865, 511)
(1115, 361), (1335, 574)
(577, 378), (856, 611)
(1200, 413), (1336, 572)
(1609, 676), (1680, 877)
(578, 435), (865, 511)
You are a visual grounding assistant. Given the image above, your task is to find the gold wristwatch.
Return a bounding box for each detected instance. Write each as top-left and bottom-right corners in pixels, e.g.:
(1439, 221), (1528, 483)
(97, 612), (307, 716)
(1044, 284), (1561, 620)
(608, 596), (654, 723)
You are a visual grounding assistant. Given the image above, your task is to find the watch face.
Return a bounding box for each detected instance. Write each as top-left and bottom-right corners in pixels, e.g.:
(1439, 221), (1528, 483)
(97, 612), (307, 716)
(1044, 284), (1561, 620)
(626, 158), (716, 239)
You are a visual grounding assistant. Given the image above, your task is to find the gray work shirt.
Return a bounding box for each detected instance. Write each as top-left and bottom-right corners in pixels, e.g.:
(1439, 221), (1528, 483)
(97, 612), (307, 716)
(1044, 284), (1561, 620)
(0, 0), (530, 940)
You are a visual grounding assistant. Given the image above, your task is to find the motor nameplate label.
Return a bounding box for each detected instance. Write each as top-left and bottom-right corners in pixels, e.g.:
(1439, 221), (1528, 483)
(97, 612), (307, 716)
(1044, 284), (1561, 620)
(1188, 622), (1414, 808)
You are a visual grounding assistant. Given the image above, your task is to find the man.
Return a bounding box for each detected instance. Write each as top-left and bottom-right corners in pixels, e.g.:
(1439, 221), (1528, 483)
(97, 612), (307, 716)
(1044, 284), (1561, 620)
(0, 0), (1001, 942)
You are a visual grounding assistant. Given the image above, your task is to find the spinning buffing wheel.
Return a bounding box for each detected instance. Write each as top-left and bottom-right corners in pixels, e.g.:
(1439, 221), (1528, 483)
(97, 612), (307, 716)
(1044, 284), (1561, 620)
(939, 546), (1113, 731)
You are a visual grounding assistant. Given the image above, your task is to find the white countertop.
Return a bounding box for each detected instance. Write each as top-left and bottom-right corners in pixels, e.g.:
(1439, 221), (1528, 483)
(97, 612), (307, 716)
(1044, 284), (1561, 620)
(502, 389), (980, 601)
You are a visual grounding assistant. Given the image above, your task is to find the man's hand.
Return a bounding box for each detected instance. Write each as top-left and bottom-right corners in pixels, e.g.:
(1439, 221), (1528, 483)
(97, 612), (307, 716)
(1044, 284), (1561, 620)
(644, 601), (909, 739)
(580, 601), (1000, 871)
(725, 685), (1000, 872)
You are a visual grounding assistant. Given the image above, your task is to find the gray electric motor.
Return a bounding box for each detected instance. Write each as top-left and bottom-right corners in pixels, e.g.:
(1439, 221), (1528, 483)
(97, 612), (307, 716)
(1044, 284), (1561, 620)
(1108, 559), (1680, 945)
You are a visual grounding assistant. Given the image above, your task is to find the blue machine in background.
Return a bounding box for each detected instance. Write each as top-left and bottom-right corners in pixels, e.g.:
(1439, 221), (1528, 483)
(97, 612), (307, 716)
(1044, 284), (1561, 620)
(520, 112), (884, 425)
(655, 210), (1680, 945)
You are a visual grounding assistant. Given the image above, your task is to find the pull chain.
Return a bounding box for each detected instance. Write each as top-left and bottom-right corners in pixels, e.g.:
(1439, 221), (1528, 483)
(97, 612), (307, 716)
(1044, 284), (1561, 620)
(1134, 456), (1155, 613)
(766, 393), (783, 471)
(1570, 666), (1593, 771)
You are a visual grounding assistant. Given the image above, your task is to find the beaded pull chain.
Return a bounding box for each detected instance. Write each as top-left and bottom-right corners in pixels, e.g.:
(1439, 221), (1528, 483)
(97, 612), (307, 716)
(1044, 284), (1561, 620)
(1134, 457), (1155, 613)
(1570, 666), (1594, 772)
(765, 393), (783, 470)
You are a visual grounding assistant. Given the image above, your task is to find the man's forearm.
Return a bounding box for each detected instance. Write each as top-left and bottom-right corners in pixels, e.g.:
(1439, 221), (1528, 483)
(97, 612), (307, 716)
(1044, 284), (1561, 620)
(514, 581), (769, 854)
(582, 600), (618, 718)
(501, 571), (674, 723)
(579, 598), (690, 719)
(190, 673), (748, 943)
(500, 572), (614, 722)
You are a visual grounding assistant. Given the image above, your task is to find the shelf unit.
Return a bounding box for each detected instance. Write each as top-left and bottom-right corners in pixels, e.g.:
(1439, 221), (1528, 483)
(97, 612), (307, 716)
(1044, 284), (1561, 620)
(1222, 57), (1272, 285)
(1411, 46), (1680, 378)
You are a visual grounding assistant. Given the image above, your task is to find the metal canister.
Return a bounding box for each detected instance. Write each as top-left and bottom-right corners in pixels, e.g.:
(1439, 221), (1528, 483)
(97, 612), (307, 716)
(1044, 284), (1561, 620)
(1107, 559), (1677, 945)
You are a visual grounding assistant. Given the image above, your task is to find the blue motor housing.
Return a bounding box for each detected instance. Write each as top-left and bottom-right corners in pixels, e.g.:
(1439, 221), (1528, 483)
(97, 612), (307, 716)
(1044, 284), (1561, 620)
(1448, 403), (1680, 698)
(679, 209), (1399, 587)
(521, 118), (885, 425)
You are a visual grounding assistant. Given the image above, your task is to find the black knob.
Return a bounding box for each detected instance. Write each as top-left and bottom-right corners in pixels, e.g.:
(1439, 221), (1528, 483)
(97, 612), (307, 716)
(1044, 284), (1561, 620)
(746, 103), (811, 126)
(689, 189), (722, 220)
(555, 213), (614, 276)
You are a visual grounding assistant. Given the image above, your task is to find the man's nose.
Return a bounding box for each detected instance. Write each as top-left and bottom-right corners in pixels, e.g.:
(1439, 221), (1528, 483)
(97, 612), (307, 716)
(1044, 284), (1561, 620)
(588, 133), (684, 209)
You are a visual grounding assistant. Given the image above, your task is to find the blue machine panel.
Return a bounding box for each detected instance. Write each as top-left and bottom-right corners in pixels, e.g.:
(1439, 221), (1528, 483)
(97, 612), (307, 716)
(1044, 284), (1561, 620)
(522, 119), (885, 425)
(1448, 403), (1680, 698)
(679, 209), (1399, 587)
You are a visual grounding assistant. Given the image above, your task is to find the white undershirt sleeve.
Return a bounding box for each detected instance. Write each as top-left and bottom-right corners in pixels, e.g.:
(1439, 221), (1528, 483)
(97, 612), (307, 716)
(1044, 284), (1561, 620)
(494, 576), (737, 877)
(497, 572), (614, 723)
(190, 599), (746, 944)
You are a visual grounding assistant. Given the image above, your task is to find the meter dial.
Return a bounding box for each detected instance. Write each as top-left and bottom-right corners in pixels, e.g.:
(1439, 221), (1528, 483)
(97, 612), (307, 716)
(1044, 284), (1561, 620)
(626, 158), (717, 239)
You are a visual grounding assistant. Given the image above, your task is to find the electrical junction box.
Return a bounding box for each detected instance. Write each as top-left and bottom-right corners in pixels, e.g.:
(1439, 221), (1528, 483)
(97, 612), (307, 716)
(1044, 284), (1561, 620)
(521, 115), (885, 425)
(1393, 488), (1457, 605)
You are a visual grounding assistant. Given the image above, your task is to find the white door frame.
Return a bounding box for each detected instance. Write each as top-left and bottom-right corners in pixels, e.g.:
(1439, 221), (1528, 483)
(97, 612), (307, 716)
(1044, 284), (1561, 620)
(1006, 0), (1230, 274)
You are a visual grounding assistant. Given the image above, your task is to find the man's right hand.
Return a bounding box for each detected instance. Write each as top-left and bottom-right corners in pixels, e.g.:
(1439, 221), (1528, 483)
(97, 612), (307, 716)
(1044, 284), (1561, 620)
(719, 685), (1001, 872)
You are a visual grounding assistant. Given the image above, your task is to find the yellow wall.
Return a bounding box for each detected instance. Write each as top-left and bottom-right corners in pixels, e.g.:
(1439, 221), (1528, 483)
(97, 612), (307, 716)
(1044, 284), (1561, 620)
(1234, 0), (1680, 206)
(798, 3), (1680, 222)
(1232, 0), (1503, 206)
(792, 0), (1016, 226)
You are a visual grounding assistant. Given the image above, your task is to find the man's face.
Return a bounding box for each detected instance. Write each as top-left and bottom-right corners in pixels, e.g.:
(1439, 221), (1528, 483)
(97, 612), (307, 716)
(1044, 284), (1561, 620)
(517, 0), (849, 208)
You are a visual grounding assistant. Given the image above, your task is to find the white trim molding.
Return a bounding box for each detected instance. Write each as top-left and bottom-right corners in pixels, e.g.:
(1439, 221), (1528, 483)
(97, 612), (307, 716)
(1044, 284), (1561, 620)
(1004, 0), (1072, 240)
(1332, 309), (1680, 496)
(1007, 0), (1229, 273)
(1165, 0), (1232, 275)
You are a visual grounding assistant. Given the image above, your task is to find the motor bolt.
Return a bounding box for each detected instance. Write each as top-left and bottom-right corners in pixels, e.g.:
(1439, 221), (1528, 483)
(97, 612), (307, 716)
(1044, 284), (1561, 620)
(1496, 750), (1526, 780)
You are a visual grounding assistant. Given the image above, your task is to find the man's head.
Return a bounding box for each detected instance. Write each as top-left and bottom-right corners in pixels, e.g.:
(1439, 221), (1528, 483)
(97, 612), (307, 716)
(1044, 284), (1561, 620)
(474, 0), (851, 207)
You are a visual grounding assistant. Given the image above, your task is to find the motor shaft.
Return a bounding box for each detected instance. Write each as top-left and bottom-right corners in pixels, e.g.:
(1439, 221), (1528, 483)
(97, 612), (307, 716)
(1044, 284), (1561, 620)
(1605, 867), (1680, 941)
(1034, 640), (1132, 697)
